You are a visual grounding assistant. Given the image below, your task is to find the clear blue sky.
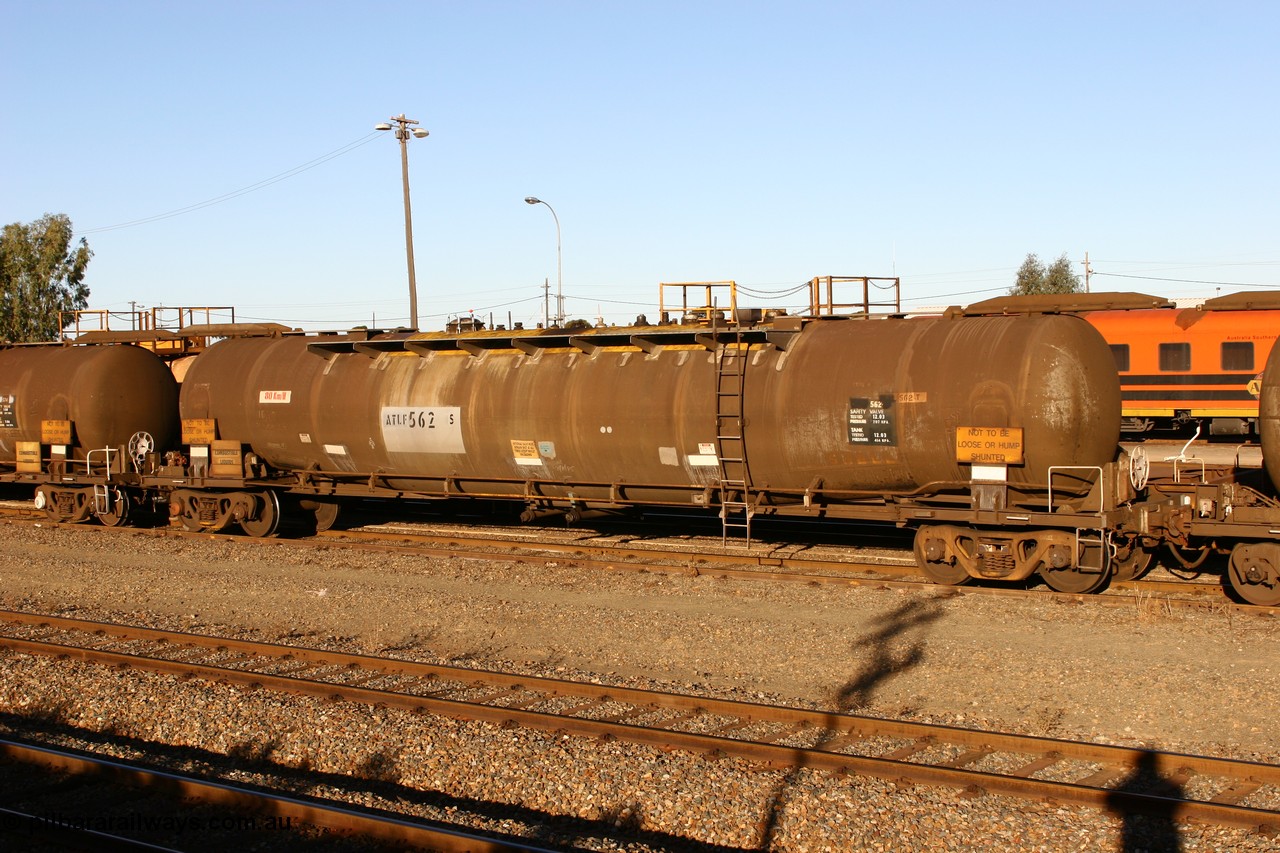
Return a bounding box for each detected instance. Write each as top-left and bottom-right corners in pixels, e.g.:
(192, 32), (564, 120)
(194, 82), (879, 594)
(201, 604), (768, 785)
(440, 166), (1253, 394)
(4, 1), (1277, 331)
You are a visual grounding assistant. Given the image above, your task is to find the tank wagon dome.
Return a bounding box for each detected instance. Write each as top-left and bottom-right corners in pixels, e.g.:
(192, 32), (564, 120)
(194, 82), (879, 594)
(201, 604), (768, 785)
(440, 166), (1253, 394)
(0, 343), (179, 460)
(180, 311), (1119, 501)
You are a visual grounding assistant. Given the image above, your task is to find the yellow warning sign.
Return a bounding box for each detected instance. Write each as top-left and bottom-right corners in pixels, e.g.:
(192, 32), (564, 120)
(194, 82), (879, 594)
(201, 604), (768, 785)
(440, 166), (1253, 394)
(511, 439), (542, 466)
(956, 426), (1024, 464)
(41, 420), (72, 445)
(182, 418), (217, 445)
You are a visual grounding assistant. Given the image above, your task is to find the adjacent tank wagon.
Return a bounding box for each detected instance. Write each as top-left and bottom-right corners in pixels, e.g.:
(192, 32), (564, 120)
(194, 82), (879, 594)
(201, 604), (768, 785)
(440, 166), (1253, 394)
(0, 344), (179, 524)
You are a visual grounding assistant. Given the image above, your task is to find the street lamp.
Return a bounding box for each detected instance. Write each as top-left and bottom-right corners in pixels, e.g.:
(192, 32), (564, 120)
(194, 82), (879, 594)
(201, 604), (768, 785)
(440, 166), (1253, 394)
(524, 196), (562, 326)
(376, 114), (429, 329)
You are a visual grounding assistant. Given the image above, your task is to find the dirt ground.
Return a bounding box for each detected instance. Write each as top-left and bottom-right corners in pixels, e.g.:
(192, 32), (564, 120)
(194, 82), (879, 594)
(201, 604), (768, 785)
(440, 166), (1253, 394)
(1, 520), (1277, 761)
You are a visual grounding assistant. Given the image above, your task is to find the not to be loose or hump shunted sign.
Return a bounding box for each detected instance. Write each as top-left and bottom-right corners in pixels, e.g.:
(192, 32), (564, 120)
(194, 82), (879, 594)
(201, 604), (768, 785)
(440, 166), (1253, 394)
(955, 426), (1024, 464)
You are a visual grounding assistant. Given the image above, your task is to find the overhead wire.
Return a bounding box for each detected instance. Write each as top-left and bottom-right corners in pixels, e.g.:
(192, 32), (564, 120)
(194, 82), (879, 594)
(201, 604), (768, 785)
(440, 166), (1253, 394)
(80, 132), (384, 234)
(1093, 271), (1278, 288)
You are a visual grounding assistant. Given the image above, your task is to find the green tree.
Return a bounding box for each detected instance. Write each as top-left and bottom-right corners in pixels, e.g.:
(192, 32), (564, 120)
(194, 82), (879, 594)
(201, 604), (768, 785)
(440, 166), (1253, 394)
(1010, 252), (1082, 296)
(0, 213), (92, 342)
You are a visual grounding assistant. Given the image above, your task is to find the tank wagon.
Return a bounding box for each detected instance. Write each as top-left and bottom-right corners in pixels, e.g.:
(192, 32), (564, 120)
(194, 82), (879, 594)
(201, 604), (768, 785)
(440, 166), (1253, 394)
(0, 343), (179, 524)
(0, 307), (1139, 588)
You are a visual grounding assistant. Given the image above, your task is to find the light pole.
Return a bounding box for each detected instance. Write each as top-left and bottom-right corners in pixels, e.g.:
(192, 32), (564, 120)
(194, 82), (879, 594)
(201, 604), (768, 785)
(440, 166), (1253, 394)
(376, 114), (429, 329)
(524, 196), (562, 326)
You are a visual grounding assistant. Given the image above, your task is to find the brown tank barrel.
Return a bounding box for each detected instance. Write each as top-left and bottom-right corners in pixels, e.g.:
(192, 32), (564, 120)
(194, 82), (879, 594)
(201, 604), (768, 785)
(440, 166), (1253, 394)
(0, 344), (180, 461)
(1259, 344), (1280, 486)
(181, 313), (1118, 503)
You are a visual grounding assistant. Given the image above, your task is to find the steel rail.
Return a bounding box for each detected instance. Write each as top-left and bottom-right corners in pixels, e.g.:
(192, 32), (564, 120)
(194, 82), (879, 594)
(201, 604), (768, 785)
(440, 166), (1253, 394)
(0, 737), (556, 852)
(2, 509), (1272, 616)
(0, 510), (1272, 618)
(3, 611), (1279, 834)
(313, 526), (1272, 615)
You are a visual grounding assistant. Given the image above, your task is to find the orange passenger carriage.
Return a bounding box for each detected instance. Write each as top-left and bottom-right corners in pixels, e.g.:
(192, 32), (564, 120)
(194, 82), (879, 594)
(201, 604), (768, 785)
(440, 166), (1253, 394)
(1083, 292), (1280, 436)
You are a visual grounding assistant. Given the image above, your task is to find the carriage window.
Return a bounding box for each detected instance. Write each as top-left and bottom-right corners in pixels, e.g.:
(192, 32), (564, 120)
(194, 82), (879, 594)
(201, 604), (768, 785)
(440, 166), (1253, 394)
(1109, 344), (1130, 372)
(1158, 343), (1191, 371)
(1221, 341), (1254, 371)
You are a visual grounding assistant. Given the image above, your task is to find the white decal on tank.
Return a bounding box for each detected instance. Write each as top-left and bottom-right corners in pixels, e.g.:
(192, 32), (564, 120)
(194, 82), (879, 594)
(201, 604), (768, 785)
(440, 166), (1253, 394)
(971, 463), (1009, 482)
(259, 390), (292, 404)
(687, 454), (719, 467)
(381, 406), (465, 453)
(324, 443), (358, 473)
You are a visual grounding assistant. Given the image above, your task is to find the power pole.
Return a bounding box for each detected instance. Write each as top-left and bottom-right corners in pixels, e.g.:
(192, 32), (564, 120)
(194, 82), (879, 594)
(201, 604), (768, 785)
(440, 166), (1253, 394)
(1081, 251), (1093, 293)
(375, 115), (430, 329)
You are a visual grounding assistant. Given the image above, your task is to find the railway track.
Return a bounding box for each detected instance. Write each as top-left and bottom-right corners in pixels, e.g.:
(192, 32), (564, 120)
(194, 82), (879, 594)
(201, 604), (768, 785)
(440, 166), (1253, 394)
(2, 610), (1279, 836)
(323, 521), (1253, 611)
(0, 736), (551, 852)
(0, 500), (1271, 616)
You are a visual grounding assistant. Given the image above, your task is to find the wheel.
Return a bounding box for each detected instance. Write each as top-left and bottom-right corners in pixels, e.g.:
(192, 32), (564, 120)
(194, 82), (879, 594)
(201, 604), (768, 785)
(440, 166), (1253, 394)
(1227, 543), (1280, 606)
(292, 497), (340, 534)
(239, 491), (281, 538)
(179, 506), (205, 532)
(1040, 564), (1111, 593)
(913, 527), (972, 586)
(1039, 544), (1110, 594)
(96, 488), (132, 527)
(1111, 542), (1154, 582)
(312, 500), (340, 532)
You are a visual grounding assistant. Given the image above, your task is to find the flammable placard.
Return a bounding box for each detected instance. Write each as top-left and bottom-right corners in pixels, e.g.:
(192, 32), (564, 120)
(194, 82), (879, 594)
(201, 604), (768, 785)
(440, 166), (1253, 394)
(210, 440), (243, 477)
(15, 441), (41, 473)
